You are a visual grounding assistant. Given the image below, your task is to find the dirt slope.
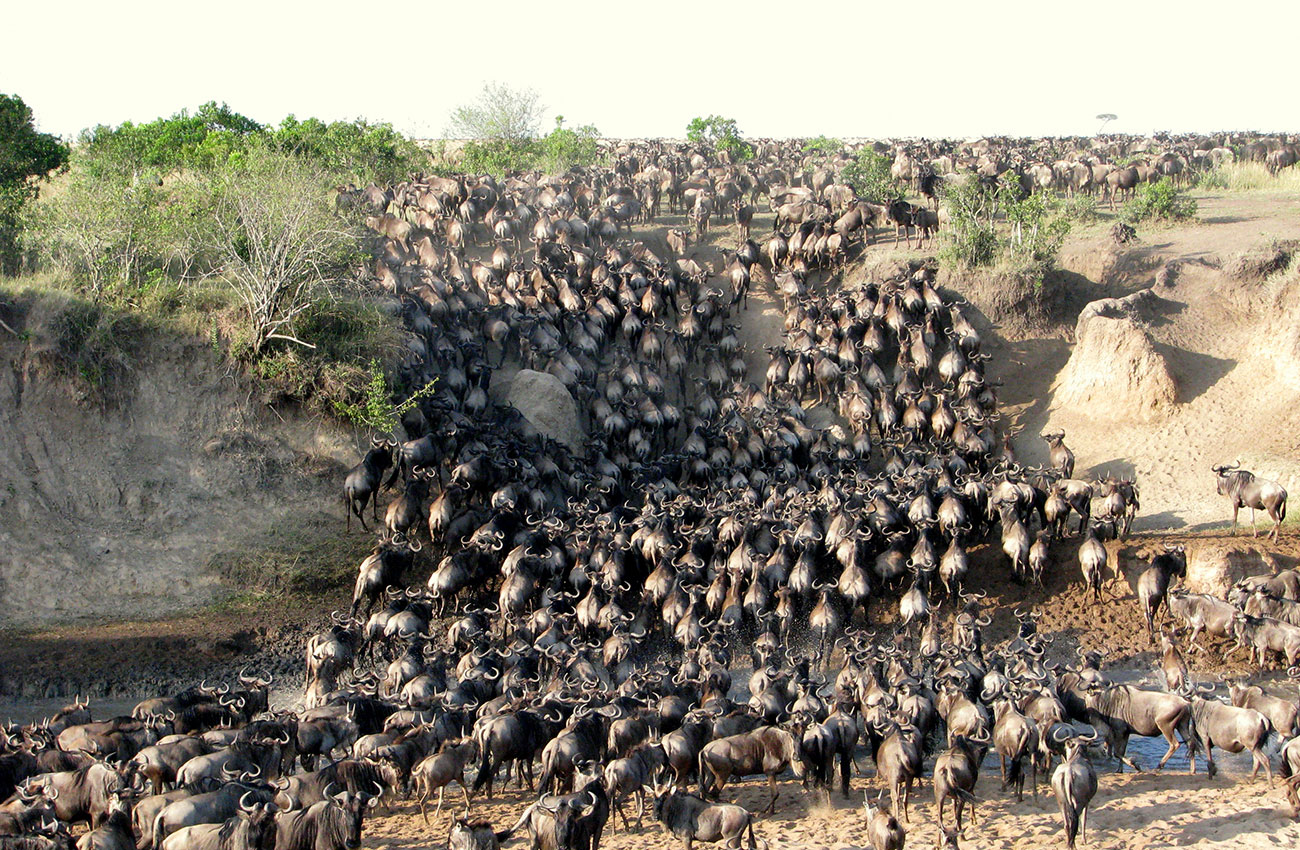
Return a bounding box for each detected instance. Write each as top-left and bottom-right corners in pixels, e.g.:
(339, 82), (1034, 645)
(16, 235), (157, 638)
(991, 193), (1300, 532)
(0, 311), (357, 627)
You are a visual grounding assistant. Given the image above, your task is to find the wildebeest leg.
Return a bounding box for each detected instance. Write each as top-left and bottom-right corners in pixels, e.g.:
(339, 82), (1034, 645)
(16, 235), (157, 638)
(1232, 504), (1240, 535)
(1155, 724), (1182, 771)
(460, 776), (471, 810)
(1250, 505), (1257, 537)
(767, 774), (778, 813)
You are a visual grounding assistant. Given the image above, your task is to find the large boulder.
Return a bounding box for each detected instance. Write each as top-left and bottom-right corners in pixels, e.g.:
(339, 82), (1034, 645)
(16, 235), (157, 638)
(1052, 291), (1177, 422)
(505, 369), (582, 451)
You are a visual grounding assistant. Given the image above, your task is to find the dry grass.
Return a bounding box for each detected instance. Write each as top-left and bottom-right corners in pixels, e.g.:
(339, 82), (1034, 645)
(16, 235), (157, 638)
(1200, 161), (1300, 194)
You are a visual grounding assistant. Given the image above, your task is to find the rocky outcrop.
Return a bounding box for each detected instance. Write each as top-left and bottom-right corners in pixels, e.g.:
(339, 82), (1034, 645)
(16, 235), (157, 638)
(1052, 291), (1177, 422)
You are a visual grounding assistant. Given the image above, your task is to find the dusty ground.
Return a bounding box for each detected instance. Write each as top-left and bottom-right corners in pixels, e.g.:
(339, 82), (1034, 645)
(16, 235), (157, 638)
(365, 771), (1298, 850)
(997, 192), (1300, 533)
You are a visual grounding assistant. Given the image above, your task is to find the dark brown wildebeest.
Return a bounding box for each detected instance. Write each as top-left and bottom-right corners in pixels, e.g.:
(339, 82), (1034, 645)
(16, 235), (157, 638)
(697, 726), (803, 814)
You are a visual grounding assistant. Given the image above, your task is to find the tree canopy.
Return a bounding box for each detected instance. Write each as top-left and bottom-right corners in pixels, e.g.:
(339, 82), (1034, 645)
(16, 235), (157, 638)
(446, 82), (544, 141)
(0, 94), (68, 187)
(0, 93), (70, 274)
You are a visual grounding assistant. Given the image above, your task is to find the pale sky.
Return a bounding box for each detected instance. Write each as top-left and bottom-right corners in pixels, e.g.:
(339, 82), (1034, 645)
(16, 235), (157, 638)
(6, 0), (1298, 142)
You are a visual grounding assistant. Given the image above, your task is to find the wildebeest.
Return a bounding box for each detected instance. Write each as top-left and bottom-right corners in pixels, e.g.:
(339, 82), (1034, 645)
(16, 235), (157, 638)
(1168, 589), (1236, 652)
(159, 804), (277, 850)
(411, 740), (478, 822)
(1185, 685), (1275, 780)
(1049, 728), (1098, 850)
(447, 818), (507, 850)
(1041, 432), (1075, 479)
(603, 743), (668, 830)
(1081, 682), (1198, 773)
(152, 786), (276, 849)
(652, 786), (762, 850)
(74, 792), (135, 850)
(932, 734), (982, 834)
(1229, 675), (1299, 737)
(697, 727), (804, 814)
(1212, 461), (1288, 542)
(1231, 612), (1300, 669)
(273, 792), (375, 850)
(1137, 544), (1186, 643)
(344, 440), (395, 532)
(28, 765), (125, 829)
(861, 792), (904, 850)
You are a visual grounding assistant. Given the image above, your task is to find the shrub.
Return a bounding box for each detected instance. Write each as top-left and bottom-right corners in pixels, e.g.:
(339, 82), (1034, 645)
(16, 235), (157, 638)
(939, 178), (999, 268)
(802, 136), (842, 156)
(1055, 193), (1097, 223)
(841, 149), (900, 205)
(331, 359), (438, 433)
(539, 117), (603, 172)
(685, 115), (753, 162)
(1121, 178), (1197, 224)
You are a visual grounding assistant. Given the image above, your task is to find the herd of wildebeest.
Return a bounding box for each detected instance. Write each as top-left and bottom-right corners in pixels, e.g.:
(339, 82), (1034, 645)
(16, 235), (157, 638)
(4, 132), (1299, 850)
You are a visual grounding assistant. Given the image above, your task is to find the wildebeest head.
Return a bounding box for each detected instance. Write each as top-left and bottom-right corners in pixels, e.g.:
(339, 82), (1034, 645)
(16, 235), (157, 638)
(1211, 461), (1253, 496)
(553, 790), (597, 849)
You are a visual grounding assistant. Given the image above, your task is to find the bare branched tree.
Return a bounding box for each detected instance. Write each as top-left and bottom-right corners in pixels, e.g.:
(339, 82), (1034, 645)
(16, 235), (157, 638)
(202, 145), (362, 356)
(446, 82), (544, 141)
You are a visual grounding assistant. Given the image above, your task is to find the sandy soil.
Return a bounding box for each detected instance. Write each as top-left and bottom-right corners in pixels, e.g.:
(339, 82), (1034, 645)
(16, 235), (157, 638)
(995, 193), (1300, 534)
(363, 770), (1298, 850)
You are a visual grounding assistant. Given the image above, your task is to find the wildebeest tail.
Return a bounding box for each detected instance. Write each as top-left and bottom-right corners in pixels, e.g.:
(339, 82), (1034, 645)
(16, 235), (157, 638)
(1062, 802), (1080, 848)
(1004, 756), (1023, 792)
(1264, 726), (1283, 763)
(472, 731), (493, 793)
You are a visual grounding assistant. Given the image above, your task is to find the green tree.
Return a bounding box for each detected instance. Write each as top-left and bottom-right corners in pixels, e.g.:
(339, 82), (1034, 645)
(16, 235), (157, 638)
(685, 115), (752, 162)
(0, 94), (69, 275)
(270, 116), (425, 185)
(78, 101), (263, 180)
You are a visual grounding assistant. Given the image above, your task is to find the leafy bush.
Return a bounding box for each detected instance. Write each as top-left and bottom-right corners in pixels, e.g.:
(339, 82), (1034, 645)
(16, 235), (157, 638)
(539, 117), (603, 172)
(1120, 178), (1197, 224)
(459, 138), (542, 176)
(938, 179), (999, 268)
(841, 149), (900, 204)
(1004, 191), (1072, 265)
(685, 115), (753, 162)
(28, 165), (166, 297)
(1054, 193), (1097, 223)
(331, 359), (438, 433)
(269, 116), (427, 185)
(802, 136), (842, 156)
(446, 82), (543, 142)
(938, 175), (1069, 271)
(77, 102), (425, 186)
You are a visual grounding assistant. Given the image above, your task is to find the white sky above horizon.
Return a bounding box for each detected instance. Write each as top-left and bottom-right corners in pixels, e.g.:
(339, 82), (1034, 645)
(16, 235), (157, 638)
(6, 0), (1299, 143)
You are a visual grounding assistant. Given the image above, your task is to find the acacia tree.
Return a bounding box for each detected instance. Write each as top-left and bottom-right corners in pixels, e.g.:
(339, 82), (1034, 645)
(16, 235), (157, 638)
(0, 93), (68, 276)
(199, 144), (363, 356)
